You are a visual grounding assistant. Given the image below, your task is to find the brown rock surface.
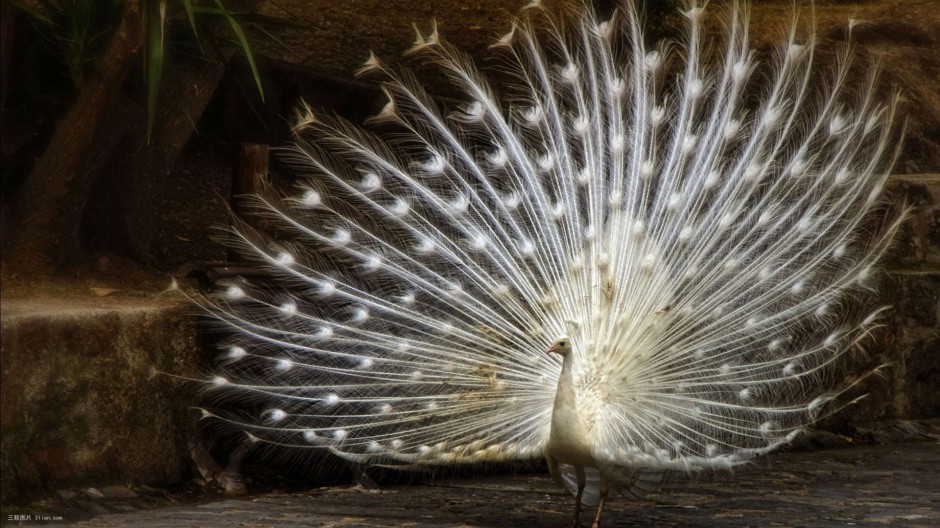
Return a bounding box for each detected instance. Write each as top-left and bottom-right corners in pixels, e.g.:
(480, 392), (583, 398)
(0, 297), (201, 506)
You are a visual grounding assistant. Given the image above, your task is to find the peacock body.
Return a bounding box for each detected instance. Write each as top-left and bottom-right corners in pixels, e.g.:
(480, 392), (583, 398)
(198, 1), (904, 525)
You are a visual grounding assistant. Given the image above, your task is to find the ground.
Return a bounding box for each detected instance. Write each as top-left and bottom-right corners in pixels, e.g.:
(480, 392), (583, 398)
(16, 440), (940, 527)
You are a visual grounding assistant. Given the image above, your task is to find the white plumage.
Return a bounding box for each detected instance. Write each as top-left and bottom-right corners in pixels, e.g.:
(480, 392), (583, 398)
(197, 1), (904, 525)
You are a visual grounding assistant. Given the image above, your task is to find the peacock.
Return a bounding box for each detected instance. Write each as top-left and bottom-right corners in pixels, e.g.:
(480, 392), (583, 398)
(194, 1), (905, 526)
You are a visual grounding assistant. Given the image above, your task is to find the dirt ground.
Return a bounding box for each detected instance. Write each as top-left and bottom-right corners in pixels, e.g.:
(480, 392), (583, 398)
(20, 440), (940, 527)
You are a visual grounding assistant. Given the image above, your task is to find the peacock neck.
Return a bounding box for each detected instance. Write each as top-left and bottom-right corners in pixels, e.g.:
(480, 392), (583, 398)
(555, 351), (576, 399)
(548, 349), (596, 466)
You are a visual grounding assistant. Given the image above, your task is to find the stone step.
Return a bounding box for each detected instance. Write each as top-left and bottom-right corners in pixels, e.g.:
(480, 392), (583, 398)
(0, 297), (201, 507)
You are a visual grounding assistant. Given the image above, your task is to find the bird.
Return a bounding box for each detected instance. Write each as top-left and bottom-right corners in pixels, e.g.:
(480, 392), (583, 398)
(194, 1), (906, 526)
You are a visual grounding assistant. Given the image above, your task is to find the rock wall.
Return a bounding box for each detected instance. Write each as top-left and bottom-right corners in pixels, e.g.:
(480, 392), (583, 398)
(0, 299), (201, 506)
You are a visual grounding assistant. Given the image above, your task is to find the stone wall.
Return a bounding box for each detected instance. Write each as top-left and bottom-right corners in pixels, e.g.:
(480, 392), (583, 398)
(860, 175), (940, 423)
(0, 299), (202, 506)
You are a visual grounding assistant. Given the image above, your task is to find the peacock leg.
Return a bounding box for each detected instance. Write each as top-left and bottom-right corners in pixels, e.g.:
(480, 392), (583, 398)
(567, 466), (586, 528)
(591, 483), (609, 528)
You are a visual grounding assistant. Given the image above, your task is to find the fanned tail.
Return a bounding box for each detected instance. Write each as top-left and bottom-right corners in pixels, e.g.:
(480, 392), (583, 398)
(194, 1), (904, 479)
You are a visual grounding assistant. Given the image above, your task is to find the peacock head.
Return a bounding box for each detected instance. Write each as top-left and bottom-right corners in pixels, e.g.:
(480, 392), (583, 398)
(547, 337), (573, 357)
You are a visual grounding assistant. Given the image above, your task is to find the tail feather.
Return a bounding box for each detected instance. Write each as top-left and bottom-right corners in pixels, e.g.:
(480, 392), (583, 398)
(195, 0), (903, 482)
(558, 465), (664, 505)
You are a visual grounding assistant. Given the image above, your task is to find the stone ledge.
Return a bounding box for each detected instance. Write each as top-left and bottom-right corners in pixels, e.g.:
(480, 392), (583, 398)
(0, 296), (201, 507)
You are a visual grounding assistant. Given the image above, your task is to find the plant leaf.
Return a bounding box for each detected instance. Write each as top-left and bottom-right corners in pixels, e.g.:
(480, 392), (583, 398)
(144, 0), (168, 141)
(7, 0), (56, 26)
(212, 0), (264, 102)
(181, 0), (200, 42)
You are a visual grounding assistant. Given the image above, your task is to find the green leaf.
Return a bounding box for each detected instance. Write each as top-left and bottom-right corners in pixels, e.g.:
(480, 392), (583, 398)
(212, 0), (264, 102)
(181, 0), (199, 41)
(246, 22), (287, 49)
(8, 0), (56, 27)
(144, 0), (168, 141)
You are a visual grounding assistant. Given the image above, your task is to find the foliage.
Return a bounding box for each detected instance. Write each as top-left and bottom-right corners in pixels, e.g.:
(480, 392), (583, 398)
(8, 0), (126, 88)
(9, 0), (305, 138)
